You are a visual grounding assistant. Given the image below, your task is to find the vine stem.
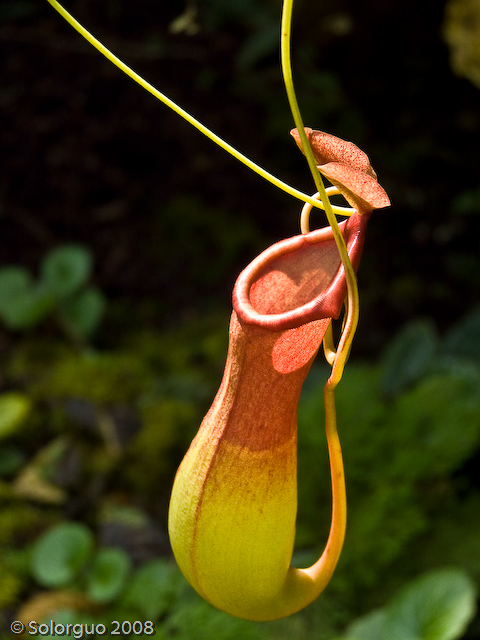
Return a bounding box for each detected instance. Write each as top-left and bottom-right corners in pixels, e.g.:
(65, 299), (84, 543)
(45, 0), (350, 215)
(280, 0), (360, 584)
(280, 0), (359, 389)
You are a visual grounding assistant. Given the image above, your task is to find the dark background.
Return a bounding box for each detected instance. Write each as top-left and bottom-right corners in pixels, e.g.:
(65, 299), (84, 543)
(1, 0), (479, 354)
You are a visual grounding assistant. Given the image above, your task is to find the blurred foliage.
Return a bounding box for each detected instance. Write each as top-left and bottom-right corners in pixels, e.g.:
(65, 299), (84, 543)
(0, 392), (31, 441)
(444, 0), (480, 88)
(338, 568), (477, 640)
(298, 311), (480, 588)
(19, 530), (274, 639)
(295, 307), (480, 632)
(0, 245), (105, 341)
(27, 523), (476, 640)
(0, 307), (478, 637)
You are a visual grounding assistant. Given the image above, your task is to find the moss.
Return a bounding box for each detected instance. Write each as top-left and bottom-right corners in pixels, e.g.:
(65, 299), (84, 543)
(123, 398), (198, 495)
(0, 503), (56, 547)
(31, 351), (152, 406)
(0, 563), (25, 609)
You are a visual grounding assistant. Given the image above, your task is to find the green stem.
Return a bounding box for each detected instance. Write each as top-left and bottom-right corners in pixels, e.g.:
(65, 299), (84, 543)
(280, 0), (359, 387)
(45, 0), (350, 215)
(280, 0), (326, 205)
(280, 0), (352, 591)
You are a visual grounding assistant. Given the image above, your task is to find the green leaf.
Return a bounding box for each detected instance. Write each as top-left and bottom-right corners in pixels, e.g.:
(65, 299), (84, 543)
(31, 522), (94, 587)
(86, 547), (131, 604)
(344, 569), (477, 640)
(388, 370), (480, 478)
(40, 245), (93, 298)
(380, 319), (438, 397)
(384, 569), (477, 640)
(4, 288), (54, 329)
(122, 558), (179, 620)
(345, 609), (387, 640)
(0, 268), (53, 329)
(59, 287), (105, 339)
(444, 306), (480, 365)
(0, 392), (31, 440)
(163, 593), (268, 640)
(0, 267), (31, 311)
(0, 270), (54, 329)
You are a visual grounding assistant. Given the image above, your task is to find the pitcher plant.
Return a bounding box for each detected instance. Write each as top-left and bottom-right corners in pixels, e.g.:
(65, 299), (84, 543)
(46, 0), (390, 621)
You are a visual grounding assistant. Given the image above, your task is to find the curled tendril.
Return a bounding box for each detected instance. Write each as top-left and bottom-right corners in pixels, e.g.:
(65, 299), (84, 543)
(300, 186), (354, 234)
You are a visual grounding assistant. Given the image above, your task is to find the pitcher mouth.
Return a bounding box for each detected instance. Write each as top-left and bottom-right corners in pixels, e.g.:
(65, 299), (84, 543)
(233, 212), (370, 332)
